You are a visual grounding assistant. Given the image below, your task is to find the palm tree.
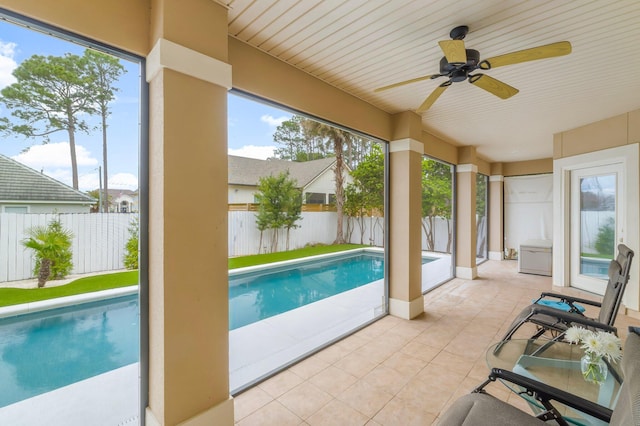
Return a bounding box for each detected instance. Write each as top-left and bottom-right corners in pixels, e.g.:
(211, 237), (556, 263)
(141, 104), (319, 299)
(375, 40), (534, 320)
(22, 220), (73, 287)
(303, 120), (356, 244)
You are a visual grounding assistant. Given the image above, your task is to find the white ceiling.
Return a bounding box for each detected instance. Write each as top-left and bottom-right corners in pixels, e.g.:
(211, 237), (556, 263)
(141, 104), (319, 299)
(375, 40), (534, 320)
(227, 0), (640, 163)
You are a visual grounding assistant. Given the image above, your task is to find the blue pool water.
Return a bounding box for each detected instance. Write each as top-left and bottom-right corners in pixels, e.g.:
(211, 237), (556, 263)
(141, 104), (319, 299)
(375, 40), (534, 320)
(0, 295), (139, 408)
(580, 256), (611, 279)
(229, 252), (432, 330)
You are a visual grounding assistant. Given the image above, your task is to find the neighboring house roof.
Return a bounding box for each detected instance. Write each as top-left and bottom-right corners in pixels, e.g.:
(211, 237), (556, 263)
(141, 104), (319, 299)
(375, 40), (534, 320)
(0, 154), (95, 204)
(228, 155), (344, 188)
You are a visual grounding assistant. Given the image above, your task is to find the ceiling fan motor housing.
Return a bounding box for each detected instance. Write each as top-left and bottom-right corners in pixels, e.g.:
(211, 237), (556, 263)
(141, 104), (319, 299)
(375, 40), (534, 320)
(439, 49), (480, 76)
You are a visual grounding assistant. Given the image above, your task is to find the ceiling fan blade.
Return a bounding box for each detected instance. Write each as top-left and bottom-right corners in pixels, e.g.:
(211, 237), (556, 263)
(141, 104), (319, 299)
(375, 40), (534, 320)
(374, 74), (439, 92)
(416, 82), (450, 113)
(438, 40), (467, 64)
(469, 74), (518, 99)
(480, 41), (571, 69)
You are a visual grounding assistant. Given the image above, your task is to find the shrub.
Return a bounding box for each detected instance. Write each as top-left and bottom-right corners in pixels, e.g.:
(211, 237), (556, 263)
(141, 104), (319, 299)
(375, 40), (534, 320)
(22, 218), (74, 287)
(123, 216), (139, 270)
(594, 217), (615, 257)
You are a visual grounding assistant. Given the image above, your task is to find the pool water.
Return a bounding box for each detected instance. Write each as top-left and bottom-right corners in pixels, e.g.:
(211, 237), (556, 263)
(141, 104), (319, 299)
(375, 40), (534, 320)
(580, 256), (611, 280)
(0, 295), (139, 408)
(229, 252), (432, 330)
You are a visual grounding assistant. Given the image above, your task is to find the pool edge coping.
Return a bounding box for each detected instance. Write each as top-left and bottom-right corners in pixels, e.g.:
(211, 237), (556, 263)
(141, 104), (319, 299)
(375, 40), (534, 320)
(0, 285), (139, 319)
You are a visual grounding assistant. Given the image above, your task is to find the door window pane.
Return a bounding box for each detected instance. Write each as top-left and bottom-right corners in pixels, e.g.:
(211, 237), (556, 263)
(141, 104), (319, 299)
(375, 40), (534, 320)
(580, 174), (616, 278)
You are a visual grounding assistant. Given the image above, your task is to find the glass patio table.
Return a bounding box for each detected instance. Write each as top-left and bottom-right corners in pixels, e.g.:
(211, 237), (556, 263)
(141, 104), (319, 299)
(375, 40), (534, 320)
(486, 339), (623, 426)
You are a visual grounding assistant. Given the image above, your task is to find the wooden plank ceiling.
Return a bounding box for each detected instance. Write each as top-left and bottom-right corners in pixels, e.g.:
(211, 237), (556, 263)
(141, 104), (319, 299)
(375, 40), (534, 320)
(227, 0), (640, 163)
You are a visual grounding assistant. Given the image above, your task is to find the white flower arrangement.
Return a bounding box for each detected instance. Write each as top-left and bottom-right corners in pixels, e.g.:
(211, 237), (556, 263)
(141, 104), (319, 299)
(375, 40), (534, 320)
(564, 326), (622, 363)
(565, 326), (622, 384)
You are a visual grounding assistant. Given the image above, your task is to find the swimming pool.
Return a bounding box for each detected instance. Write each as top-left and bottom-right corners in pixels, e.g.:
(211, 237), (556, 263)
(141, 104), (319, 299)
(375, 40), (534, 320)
(0, 295), (139, 408)
(0, 250), (433, 407)
(229, 251), (433, 330)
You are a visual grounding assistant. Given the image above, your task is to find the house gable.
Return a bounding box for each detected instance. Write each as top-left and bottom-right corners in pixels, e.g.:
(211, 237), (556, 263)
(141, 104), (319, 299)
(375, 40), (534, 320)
(0, 154), (95, 206)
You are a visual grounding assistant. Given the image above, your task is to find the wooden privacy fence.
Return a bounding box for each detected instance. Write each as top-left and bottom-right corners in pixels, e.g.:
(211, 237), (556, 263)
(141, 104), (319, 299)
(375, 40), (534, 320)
(0, 213), (135, 283)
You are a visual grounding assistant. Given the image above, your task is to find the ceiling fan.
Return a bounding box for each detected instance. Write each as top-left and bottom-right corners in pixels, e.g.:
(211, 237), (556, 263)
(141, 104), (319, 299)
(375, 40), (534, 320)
(374, 25), (571, 113)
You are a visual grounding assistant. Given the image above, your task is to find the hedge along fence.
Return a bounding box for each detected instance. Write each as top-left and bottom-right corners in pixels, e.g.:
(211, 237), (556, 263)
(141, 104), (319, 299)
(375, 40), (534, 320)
(1, 211), (453, 282)
(228, 211), (452, 257)
(0, 213), (135, 283)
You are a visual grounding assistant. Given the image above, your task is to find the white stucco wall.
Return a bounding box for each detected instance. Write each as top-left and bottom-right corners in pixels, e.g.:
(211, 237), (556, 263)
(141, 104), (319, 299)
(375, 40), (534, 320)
(304, 169), (353, 201)
(228, 185), (256, 203)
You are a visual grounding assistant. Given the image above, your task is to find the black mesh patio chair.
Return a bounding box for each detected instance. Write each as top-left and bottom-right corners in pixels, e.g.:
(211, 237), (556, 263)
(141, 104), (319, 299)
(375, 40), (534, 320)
(438, 326), (640, 426)
(500, 244), (633, 343)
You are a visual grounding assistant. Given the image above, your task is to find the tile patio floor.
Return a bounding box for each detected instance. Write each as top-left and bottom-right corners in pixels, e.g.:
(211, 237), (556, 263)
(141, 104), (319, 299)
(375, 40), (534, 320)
(232, 259), (640, 425)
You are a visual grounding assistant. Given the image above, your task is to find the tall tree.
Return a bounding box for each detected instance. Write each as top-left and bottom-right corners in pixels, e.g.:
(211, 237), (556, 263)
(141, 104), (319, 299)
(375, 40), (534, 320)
(303, 121), (357, 244)
(0, 53), (97, 189)
(273, 115), (306, 161)
(272, 115), (376, 245)
(84, 49), (126, 212)
(421, 158), (453, 252)
(344, 144), (385, 244)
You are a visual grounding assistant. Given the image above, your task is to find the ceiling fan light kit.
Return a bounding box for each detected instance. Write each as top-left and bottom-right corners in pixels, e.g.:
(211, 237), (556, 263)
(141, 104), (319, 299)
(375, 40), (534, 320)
(375, 25), (572, 113)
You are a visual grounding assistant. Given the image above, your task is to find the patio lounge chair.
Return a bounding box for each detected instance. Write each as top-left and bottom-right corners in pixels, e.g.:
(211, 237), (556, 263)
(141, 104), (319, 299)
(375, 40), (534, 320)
(500, 244), (634, 343)
(438, 326), (640, 426)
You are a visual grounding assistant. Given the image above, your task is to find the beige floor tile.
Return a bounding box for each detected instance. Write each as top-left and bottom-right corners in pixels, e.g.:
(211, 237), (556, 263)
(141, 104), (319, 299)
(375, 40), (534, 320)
(382, 352), (428, 377)
(353, 340), (399, 364)
(429, 350), (474, 377)
(236, 400), (302, 426)
(362, 364), (411, 395)
(289, 355), (331, 380)
(278, 382), (332, 419)
(309, 365), (359, 397)
(306, 399), (369, 426)
(259, 370), (304, 399)
(399, 340), (441, 363)
(373, 396), (437, 426)
(337, 380), (394, 418)
(233, 386), (274, 421)
(314, 341), (356, 364)
(333, 350), (380, 378)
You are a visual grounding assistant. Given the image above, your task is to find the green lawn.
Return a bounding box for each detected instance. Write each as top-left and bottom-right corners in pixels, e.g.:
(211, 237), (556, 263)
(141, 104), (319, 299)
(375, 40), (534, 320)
(229, 244), (366, 269)
(0, 271), (139, 308)
(0, 244), (367, 307)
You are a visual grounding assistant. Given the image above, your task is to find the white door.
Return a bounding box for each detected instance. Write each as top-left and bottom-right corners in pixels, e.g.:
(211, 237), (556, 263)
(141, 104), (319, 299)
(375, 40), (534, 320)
(570, 163), (624, 294)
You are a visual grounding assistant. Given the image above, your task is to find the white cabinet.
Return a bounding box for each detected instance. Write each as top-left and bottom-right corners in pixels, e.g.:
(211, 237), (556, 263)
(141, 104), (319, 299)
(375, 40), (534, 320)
(519, 239), (552, 276)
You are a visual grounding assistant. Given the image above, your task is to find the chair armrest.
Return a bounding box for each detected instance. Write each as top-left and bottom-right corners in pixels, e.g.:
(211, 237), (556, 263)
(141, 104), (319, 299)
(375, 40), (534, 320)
(490, 368), (613, 423)
(538, 292), (602, 308)
(529, 305), (617, 333)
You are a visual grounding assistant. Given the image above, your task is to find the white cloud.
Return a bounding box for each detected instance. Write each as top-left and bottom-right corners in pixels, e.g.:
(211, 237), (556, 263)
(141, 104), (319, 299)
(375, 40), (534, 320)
(12, 142), (99, 169)
(228, 145), (276, 160)
(109, 173), (138, 190)
(0, 40), (17, 89)
(260, 114), (289, 127)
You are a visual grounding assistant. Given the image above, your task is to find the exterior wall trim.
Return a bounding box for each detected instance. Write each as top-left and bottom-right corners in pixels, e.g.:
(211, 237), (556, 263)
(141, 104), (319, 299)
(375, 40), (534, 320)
(146, 38), (232, 88)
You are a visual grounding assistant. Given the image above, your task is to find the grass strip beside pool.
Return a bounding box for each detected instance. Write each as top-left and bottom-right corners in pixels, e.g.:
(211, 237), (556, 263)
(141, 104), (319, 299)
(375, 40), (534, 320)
(228, 244), (367, 269)
(0, 271), (139, 307)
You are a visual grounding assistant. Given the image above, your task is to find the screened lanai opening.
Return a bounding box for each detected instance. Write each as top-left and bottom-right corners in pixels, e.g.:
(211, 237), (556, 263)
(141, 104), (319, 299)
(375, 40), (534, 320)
(420, 156), (455, 292)
(476, 173), (489, 264)
(228, 92), (389, 393)
(0, 11), (144, 426)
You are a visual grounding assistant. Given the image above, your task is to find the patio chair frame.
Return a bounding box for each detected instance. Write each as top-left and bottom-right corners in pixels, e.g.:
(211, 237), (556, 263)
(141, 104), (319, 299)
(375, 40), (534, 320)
(501, 244), (633, 343)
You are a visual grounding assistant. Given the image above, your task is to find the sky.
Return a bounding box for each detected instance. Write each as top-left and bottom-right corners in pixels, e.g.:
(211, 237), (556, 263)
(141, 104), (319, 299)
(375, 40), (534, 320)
(0, 19), (291, 192)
